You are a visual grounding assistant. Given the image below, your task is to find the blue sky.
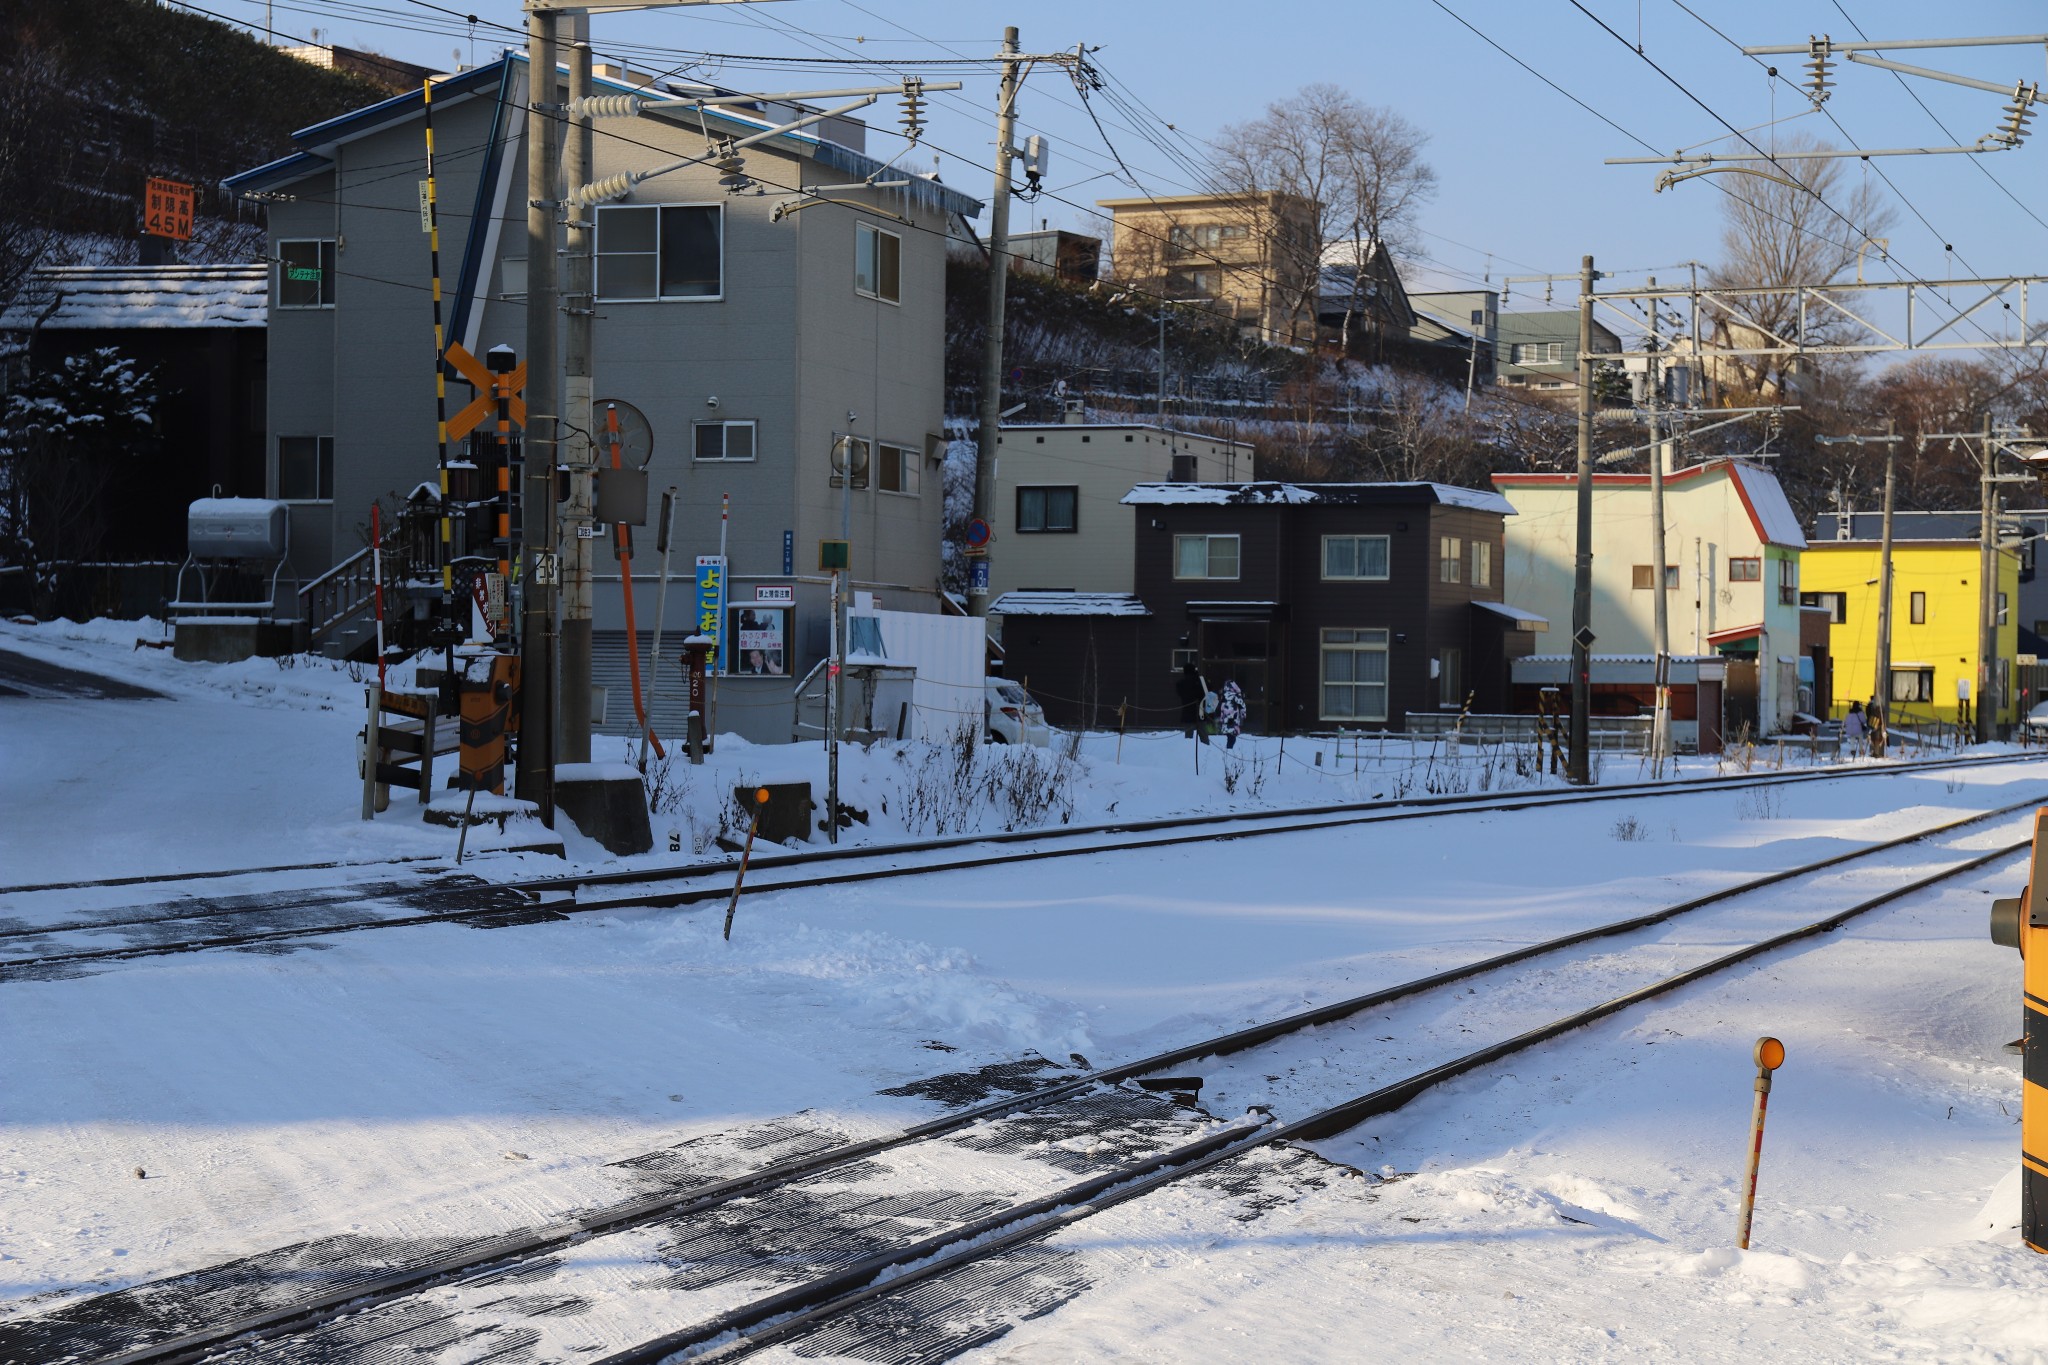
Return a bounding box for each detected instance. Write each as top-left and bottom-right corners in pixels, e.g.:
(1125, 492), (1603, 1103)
(212, 0), (2044, 319)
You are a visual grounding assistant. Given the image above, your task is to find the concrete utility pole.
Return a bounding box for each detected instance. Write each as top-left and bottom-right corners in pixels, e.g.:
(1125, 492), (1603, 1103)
(1569, 254), (1597, 785)
(1981, 412), (1999, 744)
(1646, 277), (1671, 770)
(970, 25), (1021, 617)
(560, 32), (595, 764)
(1875, 421), (1898, 753)
(517, 7), (560, 817)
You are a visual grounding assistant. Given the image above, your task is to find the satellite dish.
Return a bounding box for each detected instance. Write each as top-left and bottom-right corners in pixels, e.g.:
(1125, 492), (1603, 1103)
(593, 399), (654, 469)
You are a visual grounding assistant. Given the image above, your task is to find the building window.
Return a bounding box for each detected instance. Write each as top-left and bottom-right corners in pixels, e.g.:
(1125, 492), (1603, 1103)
(877, 442), (919, 496)
(595, 204), (722, 300)
(1729, 556), (1762, 581)
(1800, 591), (1847, 624)
(1320, 628), (1389, 722)
(1322, 534), (1389, 581)
(1017, 485), (1077, 533)
(693, 420), (756, 461)
(1166, 267), (1222, 299)
(1470, 540), (1492, 588)
(1174, 533), (1240, 579)
(1169, 223), (1247, 250)
(855, 222), (901, 303)
(1511, 341), (1562, 365)
(1169, 647), (1198, 672)
(1633, 564), (1679, 590)
(277, 240), (335, 308)
(1778, 558), (1798, 606)
(1439, 536), (1463, 583)
(1910, 591), (1926, 624)
(1438, 648), (1462, 708)
(1890, 667), (1934, 704)
(277, 435), (333, 501)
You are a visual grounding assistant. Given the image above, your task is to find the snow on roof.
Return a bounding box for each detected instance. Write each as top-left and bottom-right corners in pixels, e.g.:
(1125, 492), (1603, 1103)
(990, 592), (1151, 618)
(1121, 481), (1516, 515)
(0, 266), (268, 332)
(1730, 462), (1806, 549)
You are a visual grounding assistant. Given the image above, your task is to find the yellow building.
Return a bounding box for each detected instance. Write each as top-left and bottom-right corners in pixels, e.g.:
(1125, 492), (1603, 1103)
(1801, 539), (2019, 728)
(1096, 190), (1319, 346)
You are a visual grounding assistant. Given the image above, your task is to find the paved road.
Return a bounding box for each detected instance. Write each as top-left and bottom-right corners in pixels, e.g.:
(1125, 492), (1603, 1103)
(0, 648), (164, 700)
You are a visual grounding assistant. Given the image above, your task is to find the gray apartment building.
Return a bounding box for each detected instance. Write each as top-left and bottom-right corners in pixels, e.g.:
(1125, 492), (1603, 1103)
(227, 51), (979, 743)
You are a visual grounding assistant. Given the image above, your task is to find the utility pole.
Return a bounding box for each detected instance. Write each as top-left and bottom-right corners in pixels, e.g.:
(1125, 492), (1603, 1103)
(1646, 277), (1671, 771)
(559, 30), (595, 764)
(1569, 254), (1597, 784)
(1157, 310), (1167, 424)
(1818, 420), (1903, 750)
(970, 25), (1021, 618)
(1981, 411), (1999, 744)
(1875, 420), (1898, 753)
(516, 6), (560, 818)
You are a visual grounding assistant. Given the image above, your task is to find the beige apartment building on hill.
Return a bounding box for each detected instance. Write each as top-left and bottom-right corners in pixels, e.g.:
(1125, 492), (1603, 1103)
(1098, 191), (1319, 346)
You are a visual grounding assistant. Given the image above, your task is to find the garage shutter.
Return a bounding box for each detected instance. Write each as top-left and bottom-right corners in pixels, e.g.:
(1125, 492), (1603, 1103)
(591, 630), (696, 748)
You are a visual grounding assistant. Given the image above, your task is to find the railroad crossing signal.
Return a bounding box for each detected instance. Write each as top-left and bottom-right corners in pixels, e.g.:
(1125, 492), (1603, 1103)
(1991, 808), (2048, 1252)
(445, 342), (527, 438)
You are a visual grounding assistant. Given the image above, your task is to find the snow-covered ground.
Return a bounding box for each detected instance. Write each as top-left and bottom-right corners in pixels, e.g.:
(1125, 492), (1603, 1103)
(3, 616), (2045, 1360)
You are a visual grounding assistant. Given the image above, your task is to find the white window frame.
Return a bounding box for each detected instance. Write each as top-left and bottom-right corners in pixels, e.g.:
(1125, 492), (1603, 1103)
(693, 419), (756, 462)
(594, 202), (724, 303)
(1439, 536), (1463, 584)
(855, 222), (902, 304)
(1470, 539), (1492, 588)
(1320, 627), (1390, 723)
(1438, 647), (1463, 709)
(276, 434), (334, 503)
(1016, 485), (1078, 533)
(1322, 534), (1390, 581)
(1173, 533), (1240, 580)
(276, 239), (335, 309)
(877, 441), (920, 497)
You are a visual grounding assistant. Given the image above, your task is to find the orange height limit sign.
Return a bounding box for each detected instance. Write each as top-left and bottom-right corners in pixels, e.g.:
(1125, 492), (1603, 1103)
(143, 178), (194, 241)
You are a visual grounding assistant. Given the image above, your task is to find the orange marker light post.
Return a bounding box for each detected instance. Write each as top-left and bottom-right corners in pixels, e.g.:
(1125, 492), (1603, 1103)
(1737, 1036), (1786, 1250)
(723, 786), (773, 942)
(1989, 807), (2048, 1252)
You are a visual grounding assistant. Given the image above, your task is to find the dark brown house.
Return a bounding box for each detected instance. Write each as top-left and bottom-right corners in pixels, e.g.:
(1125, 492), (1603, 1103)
(994, 481), (1544, 734)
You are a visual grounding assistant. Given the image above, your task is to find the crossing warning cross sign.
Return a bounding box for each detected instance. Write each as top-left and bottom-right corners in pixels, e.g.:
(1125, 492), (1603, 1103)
(444, 342), (527, 438)
(143, 178), (194, 241)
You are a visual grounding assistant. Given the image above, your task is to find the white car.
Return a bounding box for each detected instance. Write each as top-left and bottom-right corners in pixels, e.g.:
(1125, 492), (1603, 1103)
(2025, 701), (2048, 732)
(985, 677), (1052, 746)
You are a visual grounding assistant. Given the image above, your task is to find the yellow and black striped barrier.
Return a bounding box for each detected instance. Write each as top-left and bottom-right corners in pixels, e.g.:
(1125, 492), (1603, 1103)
(1991, 809), (2048, 1252)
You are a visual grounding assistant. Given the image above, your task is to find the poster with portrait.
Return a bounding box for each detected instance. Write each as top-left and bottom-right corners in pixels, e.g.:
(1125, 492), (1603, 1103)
(728, 606), (789, 676)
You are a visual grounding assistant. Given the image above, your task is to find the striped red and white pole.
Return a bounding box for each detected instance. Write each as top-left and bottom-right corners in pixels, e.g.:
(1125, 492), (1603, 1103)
(1737, 1035), (1785, 1251)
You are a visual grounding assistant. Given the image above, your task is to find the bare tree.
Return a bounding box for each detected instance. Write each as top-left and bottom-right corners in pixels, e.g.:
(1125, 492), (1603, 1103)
(1211, 84), (1437, 352)
(1705, 132), (1897, 401)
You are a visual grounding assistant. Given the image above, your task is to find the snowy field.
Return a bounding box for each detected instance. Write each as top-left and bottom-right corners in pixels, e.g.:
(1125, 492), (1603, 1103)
(3, 616), (2046, 1360)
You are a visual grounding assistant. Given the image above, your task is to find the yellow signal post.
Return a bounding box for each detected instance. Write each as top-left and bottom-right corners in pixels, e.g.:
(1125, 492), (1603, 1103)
(1990, 809), (2048, 1252)
(1737, 1036), (1786, 1251)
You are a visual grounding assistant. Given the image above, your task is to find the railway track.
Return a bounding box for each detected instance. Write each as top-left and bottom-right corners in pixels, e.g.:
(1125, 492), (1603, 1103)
(6, 792), (2033, 1365)
(4, 751), (2040, 978)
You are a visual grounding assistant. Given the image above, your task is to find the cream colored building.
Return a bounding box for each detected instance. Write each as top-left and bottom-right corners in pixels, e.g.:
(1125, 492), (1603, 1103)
(987, 420), (1253, 624)
(1097, 191), (1318, 346)
(1492, 459), (1809, 733)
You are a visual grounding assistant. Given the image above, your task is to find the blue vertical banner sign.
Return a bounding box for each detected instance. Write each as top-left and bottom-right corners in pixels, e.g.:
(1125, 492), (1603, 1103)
(969, 558), (990, 597)
(695, 555), (728, 674)
(782, 529), (794, 576)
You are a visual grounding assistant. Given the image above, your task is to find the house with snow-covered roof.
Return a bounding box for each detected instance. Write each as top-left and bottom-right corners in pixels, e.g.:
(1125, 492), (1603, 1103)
(994, 480), (1538, 735)
(0, 264), (270, 573)
(1492, 458), (1810, 735)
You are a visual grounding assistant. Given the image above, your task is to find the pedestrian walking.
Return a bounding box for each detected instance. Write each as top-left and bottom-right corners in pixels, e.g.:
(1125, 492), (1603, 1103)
(1842, 699), (1867, 757)
(1217, 680), (1246, 750)
(1175, 662), (1210, 744)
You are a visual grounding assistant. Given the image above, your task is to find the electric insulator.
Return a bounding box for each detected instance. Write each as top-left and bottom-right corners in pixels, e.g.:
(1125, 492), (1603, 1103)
(899, 77), (927, 147)
(1804, 36), (1833, 107)
(575, 173), (635, 206)
(571, 94), (644, 120)
(714, 143), (753, 194)
(1998, 85), (2038, 147)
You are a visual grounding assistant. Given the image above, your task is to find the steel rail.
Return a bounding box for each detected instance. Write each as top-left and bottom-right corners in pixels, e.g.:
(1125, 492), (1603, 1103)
(66, 796), (2043, 1365)
(631, 839), (2032, 1365)
(1, 749), (2030, 904)
(8, 753), (2038, 976)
